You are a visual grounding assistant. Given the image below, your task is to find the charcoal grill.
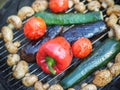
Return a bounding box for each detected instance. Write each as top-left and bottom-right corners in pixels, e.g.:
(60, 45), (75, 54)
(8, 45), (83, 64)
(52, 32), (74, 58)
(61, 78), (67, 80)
(0, 0), (120, 90)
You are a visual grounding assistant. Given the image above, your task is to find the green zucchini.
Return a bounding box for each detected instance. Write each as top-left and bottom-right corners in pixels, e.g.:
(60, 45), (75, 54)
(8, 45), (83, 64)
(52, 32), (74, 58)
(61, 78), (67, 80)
(35, 11), (103, 25)
(60, 38), (120, 89)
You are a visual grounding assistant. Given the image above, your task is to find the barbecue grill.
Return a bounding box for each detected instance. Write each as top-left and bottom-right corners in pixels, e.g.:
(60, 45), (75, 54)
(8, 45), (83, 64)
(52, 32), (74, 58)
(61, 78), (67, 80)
(0, 0), (120, 90)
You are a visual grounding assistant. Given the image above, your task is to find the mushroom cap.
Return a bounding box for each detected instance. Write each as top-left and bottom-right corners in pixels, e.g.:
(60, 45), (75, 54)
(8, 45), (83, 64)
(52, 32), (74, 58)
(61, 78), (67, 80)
(87, 1), (101, 11)
(32, 0), (48, 12)
(99, 0), (114, 7)
(7, 15), (22, 29)
(93, 69), (112, 87)
(81, 84), (97, 90)
(107, 5), (120, 16)
(18, 6), (35, 20)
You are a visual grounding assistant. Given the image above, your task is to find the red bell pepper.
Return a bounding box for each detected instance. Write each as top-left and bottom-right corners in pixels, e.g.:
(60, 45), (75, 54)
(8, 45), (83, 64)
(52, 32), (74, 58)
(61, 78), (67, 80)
(36, 36), (73, 74)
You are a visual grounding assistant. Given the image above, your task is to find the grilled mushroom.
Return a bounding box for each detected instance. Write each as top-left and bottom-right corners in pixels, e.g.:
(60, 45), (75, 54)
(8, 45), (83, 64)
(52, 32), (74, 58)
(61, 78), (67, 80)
(32, 0), (48, 12)
(115, 52), (120, 63)
(81, 83), (97, 90)
(7, 15), (22, 29)
(99, 0), (114, 8)
(106, 14), (118, 27)
(68, 88), (75, 90)
(22, 73), (38, 87)
(5, 41), (20, 54)
(43, 83), (50, 90)
(93, 69), (112, 87)
(72, 0), (79, 4)
(112, 24), (120, 40)
(108, 29), (114, 38)
(107, 5), (120, 16)
(87, 1), (101, 11)
(68, 0), (74, 8)
(18, 6), (34, 20)
(1, 26), (13, 43)
(74, 2), (86, 13)
(34, 81), (45, 90)
(48, 84), (63, 90)
(12, 61), (29, 79)
(7, 54), (20, 66)
(109, 63), (120, 76)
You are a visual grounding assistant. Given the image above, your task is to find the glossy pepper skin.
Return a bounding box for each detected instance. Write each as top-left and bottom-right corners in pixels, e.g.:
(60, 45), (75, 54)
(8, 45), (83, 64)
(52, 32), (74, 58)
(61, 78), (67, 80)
(49, 0), (68, 13)
(36, 36), (73, 74)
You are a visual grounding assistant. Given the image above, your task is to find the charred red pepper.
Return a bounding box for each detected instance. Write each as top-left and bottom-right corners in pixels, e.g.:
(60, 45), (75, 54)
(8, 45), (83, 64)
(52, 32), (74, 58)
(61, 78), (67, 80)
(36, 36), (73, 74)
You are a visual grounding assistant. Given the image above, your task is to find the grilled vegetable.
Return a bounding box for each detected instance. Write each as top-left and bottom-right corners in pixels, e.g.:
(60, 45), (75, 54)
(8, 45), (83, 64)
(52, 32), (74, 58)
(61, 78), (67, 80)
(93, 70), (113, 87)
(12, 61), (29, 79)
(49, 0), (68, 13)
(20, 21), (106, 63)
(61, 21), (106, 43)
(72, 37), (92, 58)
(22, 74), (38, 87)
(24, 17), (47, 40)
(109, 63), (120, 76)
(48, 84), (63, 90)
(20, 26), (63, 63)
(36, 36), (73, 74)
(60, 38), (120, 89)
(35, 11), (103, 25)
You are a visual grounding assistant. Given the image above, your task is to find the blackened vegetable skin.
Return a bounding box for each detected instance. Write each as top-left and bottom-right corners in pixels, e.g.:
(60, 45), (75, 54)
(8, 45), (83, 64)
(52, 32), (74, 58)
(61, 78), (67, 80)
(61, 21), (106, 43)
(20, 26), (63, 63)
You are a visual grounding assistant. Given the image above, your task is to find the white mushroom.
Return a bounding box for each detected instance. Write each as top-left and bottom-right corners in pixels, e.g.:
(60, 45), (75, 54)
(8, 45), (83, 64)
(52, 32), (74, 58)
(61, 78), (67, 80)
(5, 41), (20, 54)
(1, 26), (13, 43)
(87, 1), (101, 11)
(32, 0), (48, 12)
(48, 84), (63, 90)
(74, 2), (86, 13)
(99, 0), (114, 8)
(7, 54), (20, 66)
(109, 63), (120, 76)
(106, 14), (118, 27)
(112, 24), (120, 40)
(34, 81), (45, 90)
(108, 29), (114, 38)
(107, 62), (113, 68)
(81, 83), (97, 90)
(68, 0), (74, 8)
(72, 0), (79, 4)
(87, 0), (92, 2)
(7, 15), (22, 29)
(12, 61), (29, 79)
(67, 88), (75, 90)
(93, 69), (112, 87)
(107, 5), (120, 16)
(18, 6), (35, 20)
(43, 83), (50, 90)
(115, 52), (120, 63)
(22, 74), (38, 87)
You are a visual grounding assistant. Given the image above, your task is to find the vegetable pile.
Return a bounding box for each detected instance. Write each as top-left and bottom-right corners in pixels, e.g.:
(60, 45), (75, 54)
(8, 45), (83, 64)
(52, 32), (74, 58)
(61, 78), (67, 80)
(0, 0), (120, 90)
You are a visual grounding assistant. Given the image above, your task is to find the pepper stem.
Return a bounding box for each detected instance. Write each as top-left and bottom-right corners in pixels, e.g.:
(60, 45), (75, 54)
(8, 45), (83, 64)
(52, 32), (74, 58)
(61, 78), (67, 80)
(46, 56), (56, 74)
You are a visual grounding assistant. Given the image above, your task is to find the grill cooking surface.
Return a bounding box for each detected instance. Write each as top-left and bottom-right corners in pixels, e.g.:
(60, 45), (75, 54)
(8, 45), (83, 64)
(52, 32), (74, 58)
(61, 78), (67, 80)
(0, 0), (120, 90)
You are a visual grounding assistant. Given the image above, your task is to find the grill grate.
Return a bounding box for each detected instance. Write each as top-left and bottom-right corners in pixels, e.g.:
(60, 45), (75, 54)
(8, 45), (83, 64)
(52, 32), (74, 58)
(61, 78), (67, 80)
(0, 0), (120, 90)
